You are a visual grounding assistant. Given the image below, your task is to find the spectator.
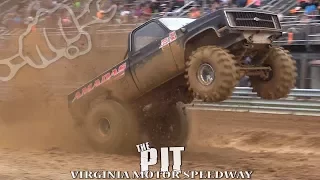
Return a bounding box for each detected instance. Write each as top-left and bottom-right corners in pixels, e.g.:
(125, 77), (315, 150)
(220, 0), (230, 7)
(120, 5), (131, 23)
(157, 3), (171, 17)
(61, 9), (73, 26)
(159, 3), (169, 13)
(304, 1), (318, 19)
(305, 4), (317, 14)
(188, 7), (201, 19)
(290, 7), (302, 14)
(203, 7), (211, 14)
(133, 4), (143, 22)
(211, 1), (220, 12)
(173, 0), (185, 9)
(150, 0), (161, 14)
(236, 0), (247, 7)
(140, 3), (152, 21)
(246, 0), (261, 8)
(141, 3), (152, 21)
(298, 0), (309, 9)
(74, 1), (81, 8)
(73, 0), (83, 15)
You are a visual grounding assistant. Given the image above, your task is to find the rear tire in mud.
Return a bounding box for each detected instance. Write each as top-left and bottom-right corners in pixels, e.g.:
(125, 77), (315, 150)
(84, 99), (138, 153)
(147, 102), (189, 148)
(250, 47), (297, 99)
(186, 46), (239, 102)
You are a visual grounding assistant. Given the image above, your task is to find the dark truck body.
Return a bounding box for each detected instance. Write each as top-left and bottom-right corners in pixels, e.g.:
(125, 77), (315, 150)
(68, 8), (282, 121)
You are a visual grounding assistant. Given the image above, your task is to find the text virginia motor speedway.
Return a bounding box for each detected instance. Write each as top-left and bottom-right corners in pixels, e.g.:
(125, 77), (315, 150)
(71, 170), (254, 179)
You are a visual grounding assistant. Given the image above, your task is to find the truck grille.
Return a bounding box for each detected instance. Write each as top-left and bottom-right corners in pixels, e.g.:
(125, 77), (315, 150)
(225, 11), (281, 29)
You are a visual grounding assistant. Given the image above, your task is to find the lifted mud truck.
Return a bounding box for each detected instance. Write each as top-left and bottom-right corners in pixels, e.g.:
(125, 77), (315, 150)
(68, 8), (297, 153)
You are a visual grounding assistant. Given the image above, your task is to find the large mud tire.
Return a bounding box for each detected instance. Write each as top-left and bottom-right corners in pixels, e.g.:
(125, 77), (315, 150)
(147, 102), (189, 148)
(250, 47), (297, 99)
(84, 99), (139, 153)
(186, 46), (239, 102)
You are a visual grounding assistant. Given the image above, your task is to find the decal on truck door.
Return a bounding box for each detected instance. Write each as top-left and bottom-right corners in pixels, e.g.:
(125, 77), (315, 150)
(159, 31), (177, 49)
(72, 62), (126, 102)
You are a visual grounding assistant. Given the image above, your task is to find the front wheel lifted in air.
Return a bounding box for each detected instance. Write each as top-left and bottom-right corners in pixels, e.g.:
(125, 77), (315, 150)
(185, 46), (239, 102)
(250, 47), (297, 99)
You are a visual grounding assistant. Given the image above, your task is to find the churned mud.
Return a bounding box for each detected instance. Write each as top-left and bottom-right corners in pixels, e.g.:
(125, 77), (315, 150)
(0, 108), (319, 180)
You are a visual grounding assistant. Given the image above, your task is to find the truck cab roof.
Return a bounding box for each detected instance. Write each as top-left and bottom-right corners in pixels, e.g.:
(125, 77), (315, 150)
(158, 17), (196, 30)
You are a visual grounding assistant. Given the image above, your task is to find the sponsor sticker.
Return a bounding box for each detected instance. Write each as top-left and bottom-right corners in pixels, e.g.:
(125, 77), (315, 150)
(72, 62), (126, 102)
(160, 31), (177, 49)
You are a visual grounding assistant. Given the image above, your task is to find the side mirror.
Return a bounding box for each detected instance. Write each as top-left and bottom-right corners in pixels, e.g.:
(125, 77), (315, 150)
(180, 27), (187, 33)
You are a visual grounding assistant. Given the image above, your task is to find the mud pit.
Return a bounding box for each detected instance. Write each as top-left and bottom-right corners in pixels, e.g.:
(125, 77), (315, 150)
(0, 110), (319, 180)
(0, 35), (319, 180)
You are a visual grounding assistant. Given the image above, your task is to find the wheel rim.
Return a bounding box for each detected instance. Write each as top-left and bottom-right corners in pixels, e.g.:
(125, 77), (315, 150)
(261, 65), (274, 81)
(197, 63), (215, 86)
(99, 118), (111, 136)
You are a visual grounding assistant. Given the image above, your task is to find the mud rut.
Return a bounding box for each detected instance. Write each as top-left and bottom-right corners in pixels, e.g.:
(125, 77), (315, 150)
(0, 34), (319, 180)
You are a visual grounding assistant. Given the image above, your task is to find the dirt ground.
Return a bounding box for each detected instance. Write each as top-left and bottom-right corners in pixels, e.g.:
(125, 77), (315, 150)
(0, 109), (319, 180)
(0, 34), (319, 180)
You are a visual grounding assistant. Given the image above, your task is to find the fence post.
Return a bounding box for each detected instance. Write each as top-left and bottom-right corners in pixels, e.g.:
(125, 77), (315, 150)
(300, 54), (308, 89)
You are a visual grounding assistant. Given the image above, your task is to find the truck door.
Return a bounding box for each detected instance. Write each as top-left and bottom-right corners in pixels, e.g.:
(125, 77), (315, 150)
(129, 21), (178, 93)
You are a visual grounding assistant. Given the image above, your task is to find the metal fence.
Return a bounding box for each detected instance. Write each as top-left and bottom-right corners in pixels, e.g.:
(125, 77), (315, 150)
(275, 19), (320, 46)
(1, 83), (319, 116)
(190, 87), (320, 117)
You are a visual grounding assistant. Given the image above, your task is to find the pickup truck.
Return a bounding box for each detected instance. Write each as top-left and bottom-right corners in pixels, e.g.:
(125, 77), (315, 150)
(68, 8), (297, 153)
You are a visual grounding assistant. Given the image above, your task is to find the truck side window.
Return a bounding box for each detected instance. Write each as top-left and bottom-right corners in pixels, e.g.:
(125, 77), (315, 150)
(133, 22), (166, 52)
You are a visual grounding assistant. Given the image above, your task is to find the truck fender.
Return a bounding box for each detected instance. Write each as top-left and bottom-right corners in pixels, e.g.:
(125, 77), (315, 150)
(183, 27), (221, 49)
(183, 27), (222, 61)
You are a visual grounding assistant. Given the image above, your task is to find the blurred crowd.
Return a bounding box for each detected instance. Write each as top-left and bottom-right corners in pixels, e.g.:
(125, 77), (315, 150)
(114, 0), (263, 23)
(288, 0), (320, 21)
(1, 0), (320, 29)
